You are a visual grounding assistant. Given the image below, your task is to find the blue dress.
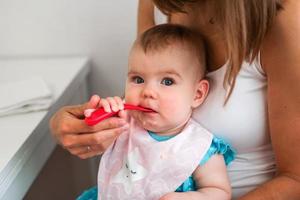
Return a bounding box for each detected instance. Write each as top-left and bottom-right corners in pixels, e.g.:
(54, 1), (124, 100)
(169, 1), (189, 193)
(76, 132), (235, 200)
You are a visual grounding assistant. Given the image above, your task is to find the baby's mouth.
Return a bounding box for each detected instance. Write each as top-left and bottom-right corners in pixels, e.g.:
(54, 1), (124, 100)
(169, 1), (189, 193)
(139, 105), (157, 113)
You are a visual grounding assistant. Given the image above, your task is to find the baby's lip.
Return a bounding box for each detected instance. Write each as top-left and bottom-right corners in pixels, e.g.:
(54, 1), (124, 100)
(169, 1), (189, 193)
(139, 105), (157, 113)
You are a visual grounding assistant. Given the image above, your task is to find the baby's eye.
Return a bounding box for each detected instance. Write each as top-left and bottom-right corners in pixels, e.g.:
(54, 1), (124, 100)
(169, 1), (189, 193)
(161, 78), (174, 86)
(132, 76), (144, 84)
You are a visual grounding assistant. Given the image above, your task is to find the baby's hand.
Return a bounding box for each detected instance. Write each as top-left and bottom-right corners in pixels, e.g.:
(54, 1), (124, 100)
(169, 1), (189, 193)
(100, 96), (124, 113)
(84, 96), (129, 122)
(83, 96), (124, 117)
(100, 96), (129, 122)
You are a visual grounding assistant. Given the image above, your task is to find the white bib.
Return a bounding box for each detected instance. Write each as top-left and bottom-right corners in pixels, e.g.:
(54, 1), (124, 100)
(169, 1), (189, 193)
(98, 118), (213, 200)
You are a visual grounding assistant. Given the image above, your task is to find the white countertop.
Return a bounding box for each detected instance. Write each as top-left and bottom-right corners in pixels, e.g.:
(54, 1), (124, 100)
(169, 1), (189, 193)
(0, 57), (90, 199)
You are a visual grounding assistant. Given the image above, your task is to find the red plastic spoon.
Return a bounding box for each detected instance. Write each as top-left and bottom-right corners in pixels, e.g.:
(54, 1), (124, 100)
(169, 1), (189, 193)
(85, 104), (153, 126)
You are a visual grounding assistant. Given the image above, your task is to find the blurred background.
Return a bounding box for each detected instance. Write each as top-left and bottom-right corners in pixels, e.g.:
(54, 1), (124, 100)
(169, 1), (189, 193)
(0, 0), (137, 96)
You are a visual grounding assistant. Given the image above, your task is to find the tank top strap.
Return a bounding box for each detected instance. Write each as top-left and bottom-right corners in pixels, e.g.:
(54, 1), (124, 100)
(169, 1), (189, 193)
(252, 51), (266, 77)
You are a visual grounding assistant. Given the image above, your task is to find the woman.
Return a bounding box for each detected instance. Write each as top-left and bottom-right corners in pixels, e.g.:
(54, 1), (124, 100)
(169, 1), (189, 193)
(50, 0), (300, 199)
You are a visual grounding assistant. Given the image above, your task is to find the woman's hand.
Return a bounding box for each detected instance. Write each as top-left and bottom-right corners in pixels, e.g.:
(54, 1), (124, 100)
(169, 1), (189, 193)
(49, 95), (129, 159)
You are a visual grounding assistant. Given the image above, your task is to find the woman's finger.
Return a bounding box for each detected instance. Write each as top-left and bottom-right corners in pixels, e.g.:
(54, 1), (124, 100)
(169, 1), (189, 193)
(66, 95), (101, 118)
(118, 110), (129, 122)
(68, 145), (93, 156)
(71, 109), (127, 133)
(58, 116), (128, 149)
(84, 109), (96, 117)
(92, 116), (128, 131)
(68, 130), (128, 159)
(50, 96), (102, 138)
(77, 147), (103, 159)
(55, 112), (93, 135)
(68, 143), (105, 156)
(69, 139), (115, 159)
(61, 123), (129, 148)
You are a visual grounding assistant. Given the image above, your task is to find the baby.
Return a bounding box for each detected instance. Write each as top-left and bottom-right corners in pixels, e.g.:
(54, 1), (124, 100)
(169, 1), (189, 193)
(82, 24), (235, 200)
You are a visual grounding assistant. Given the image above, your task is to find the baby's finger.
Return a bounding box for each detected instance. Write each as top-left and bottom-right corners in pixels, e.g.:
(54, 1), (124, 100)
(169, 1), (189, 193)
(114, 96), (124, 110)
(107, 97), (119, 112)
(100, 99), (111, 113)
(89, 95), (101, 108)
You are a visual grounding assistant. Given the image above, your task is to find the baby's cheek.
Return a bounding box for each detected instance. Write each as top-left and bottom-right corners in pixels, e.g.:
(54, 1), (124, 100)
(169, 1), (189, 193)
(124, 87), (138, 103)
(125, 95), (138, 105)
(161, 98), (191, 121)
(161, 99), (179, 114)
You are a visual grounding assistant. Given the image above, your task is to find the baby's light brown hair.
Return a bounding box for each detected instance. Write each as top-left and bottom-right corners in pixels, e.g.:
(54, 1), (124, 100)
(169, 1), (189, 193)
(135, 23), (207, 78)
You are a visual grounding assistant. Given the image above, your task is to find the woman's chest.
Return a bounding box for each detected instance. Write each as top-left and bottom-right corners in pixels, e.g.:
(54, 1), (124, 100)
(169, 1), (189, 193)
(192, 60), (269, 153)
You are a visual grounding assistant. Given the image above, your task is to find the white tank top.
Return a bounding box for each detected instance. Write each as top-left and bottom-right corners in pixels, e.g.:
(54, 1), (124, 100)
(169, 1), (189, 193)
(192, 54), (276, 199)
(154, 6), (167, 25)
(153, 9), (276, 199)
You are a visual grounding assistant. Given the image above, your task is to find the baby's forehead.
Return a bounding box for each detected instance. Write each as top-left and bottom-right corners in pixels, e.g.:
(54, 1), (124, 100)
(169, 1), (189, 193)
(133, 38), (193, 53)
(131, 41), (199, 63)
(128, 48), (203, 79)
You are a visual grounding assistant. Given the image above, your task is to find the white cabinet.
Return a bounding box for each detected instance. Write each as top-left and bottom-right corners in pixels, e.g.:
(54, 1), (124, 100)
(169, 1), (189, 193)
(0, 57), (97, 200)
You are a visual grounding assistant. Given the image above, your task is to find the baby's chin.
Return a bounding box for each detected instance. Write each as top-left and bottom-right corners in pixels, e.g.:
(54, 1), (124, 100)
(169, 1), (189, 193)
(134, 117), (158, 131)
(131, 112), (180, 134)
(131, 115), (159, 132)
(133, 117), (174, 135)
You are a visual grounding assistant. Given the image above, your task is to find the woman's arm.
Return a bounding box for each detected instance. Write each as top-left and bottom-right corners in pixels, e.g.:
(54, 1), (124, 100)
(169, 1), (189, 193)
(240, 0), (300, 199)
(160, 155), (231, 200)
(137, 0), (155, 35)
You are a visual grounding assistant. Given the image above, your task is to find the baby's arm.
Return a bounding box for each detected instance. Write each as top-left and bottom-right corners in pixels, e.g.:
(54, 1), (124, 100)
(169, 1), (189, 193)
(160, 154), (231, 200)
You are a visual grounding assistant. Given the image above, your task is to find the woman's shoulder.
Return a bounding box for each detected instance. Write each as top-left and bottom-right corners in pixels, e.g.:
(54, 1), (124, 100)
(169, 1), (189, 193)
(261, 0), (300, 74)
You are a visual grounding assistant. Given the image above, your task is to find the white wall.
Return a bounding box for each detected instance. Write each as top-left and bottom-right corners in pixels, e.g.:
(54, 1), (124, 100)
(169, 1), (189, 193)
(0, 0), (138, 97)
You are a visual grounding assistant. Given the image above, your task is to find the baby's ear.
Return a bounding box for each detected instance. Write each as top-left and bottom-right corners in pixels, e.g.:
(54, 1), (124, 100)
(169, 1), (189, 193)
(192, 79), (209, 108)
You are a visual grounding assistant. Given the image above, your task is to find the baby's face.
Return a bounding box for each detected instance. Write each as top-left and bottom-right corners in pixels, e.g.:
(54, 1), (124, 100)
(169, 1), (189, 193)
(125, 44), (203, 135)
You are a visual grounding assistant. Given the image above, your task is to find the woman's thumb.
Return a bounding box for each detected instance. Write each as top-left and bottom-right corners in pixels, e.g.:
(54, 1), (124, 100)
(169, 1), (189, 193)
(68, 95), (101, 118)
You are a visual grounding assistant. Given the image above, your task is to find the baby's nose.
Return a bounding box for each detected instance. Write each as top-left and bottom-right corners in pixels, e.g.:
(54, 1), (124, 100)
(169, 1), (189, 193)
(141, 85), (158, 99)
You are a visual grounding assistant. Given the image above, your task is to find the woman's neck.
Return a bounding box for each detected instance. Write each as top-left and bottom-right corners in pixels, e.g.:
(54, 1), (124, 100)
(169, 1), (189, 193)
(205, 35), (227, 72)
(189, 9), (228, 72)
(170, 8), (227, 71)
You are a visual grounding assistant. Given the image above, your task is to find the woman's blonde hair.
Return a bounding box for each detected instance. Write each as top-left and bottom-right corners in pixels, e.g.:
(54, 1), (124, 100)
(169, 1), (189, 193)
(153, 0), (282, 103)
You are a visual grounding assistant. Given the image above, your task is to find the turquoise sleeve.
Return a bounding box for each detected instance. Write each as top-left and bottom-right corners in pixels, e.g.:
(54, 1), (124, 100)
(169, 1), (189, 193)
(200, 136), (236, 166)
(76, 186), (97, 200)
